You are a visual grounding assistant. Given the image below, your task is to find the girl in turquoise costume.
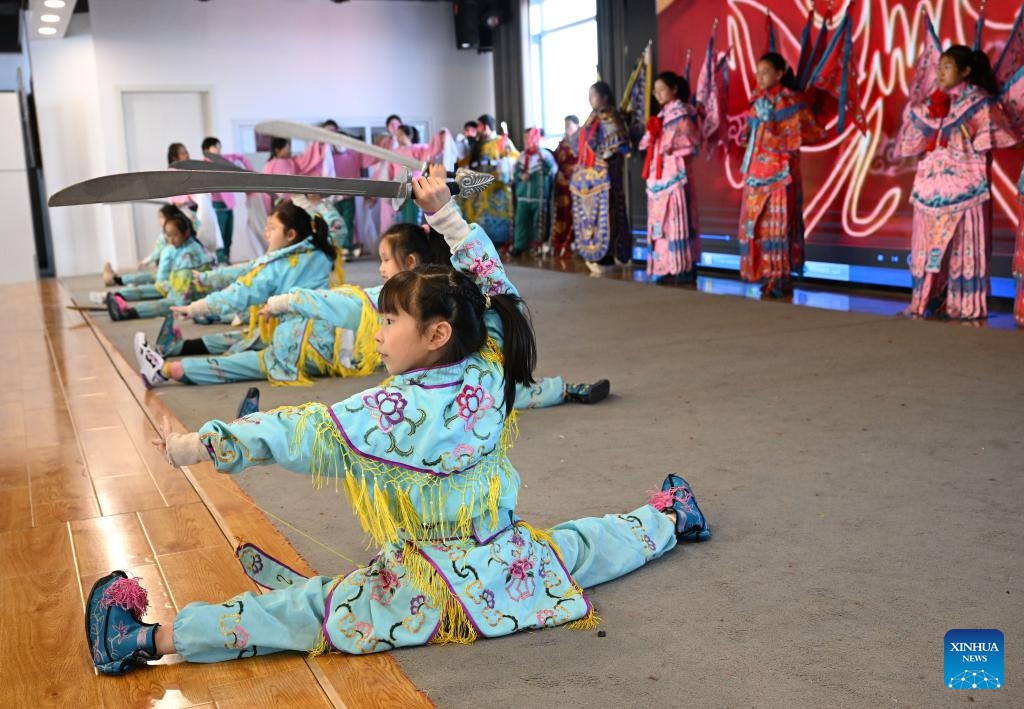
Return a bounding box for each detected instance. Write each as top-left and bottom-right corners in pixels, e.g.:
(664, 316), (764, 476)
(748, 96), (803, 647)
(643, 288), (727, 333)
(138, 219), (609, 406)
(133, 200), (341, 387)
(102, 209), (215, 321)
(97, 204), (180, 291)
(85, 175), (710, 675)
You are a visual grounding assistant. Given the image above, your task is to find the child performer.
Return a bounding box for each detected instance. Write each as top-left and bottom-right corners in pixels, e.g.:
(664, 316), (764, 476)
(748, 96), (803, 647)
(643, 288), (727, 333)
(133, 201), (339, 386)
(103, 210), (214, 321)
(894, 45), (1018, 320)
(260, 138), (328, 214)
(202, 136), (255, 263)
(550, 115), (580, 258)
(639, 71), (702, 284)
(85, 174), (709, 675)
(571, 82), (632, 273)
(511, 127), (556, 257)
(737, 53), (824, 297)
(140, 220), (610, 406)
(99, 204), (180, 290)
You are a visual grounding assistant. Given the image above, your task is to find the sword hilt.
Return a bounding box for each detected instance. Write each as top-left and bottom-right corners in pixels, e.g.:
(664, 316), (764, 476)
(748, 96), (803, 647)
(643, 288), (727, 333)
(392, 167), (494, 210)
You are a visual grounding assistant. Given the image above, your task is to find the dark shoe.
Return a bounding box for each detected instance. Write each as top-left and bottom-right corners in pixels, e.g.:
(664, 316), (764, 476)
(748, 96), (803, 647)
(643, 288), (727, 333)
(236, 386), (260, 419)
(565, 379), (610, 404)
(85, 571), (162, 675)
(648, 474), (711, 542)
(107, 294), (139, 321)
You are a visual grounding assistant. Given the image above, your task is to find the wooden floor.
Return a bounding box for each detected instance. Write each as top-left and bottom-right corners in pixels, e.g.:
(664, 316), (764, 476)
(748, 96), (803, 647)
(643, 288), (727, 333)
(0, 280), (432, 708)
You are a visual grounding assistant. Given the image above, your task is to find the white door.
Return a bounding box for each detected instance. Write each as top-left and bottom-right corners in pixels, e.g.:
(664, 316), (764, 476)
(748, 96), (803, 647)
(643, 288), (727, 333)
(122, 91), (209, 260)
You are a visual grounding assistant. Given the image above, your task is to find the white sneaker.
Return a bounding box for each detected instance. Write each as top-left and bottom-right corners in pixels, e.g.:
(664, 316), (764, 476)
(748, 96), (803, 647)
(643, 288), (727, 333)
(89, 291), (109, 305)
(134, 332), (167, 388)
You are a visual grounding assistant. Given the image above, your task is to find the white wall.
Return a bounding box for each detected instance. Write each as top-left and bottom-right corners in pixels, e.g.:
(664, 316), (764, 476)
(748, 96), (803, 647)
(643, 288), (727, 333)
(0, 92), (36, 283)
(31, 0), (495, 276)
(0, 54), (24, 90)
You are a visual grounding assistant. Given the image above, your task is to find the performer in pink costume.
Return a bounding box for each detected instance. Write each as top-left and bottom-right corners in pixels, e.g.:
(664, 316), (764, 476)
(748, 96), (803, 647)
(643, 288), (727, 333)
(895, 44), (1018, 320)
(259, 137), (328, 214)
(638, 71), (702, 284)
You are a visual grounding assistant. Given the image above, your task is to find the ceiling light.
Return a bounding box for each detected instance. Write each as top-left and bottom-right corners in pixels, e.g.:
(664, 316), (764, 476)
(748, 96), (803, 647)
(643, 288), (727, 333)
(44, 0), (67, 8)
(38, 27), (58, 35)
(40, 14), (61, 22)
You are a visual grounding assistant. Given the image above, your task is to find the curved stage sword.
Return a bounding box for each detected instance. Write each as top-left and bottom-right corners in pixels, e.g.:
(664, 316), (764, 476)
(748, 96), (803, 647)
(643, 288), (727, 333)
(255, 120), (453, 177)
(47, 168), (494, 208)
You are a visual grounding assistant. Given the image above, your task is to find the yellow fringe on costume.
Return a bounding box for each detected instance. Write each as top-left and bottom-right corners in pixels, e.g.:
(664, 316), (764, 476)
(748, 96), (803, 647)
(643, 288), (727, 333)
(328, 255), (346, 288)
(287, 337), (519, 548)
(517, 521), (601, 630)
(266, 285), (382, 387)
(403, 547), (478, 645)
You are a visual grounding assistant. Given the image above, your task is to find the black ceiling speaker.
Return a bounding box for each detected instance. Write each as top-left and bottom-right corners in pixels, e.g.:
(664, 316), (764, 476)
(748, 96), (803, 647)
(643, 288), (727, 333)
(453, 1), (480, 50)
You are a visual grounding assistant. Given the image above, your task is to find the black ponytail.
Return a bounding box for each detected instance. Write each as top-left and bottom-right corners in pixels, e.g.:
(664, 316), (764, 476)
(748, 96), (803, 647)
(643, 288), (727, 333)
(488, 291), (537, 415)
(654, 70), (691, 104)
(271, 200), (338, 261)
(381, 223), (449, 268)
(942, 44), (1000, 96)
(759, 52), (798, 90)
(164, 212), (194, 240)
(378, 266), (537, 416)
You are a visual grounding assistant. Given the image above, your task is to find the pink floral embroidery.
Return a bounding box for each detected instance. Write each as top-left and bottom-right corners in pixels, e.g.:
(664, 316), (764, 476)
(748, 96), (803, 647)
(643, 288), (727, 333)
(470, 257), (496, 278)
(112, 620), (131, 641)
(508, 558), (533, 580)
(228, 624), (249, 649)
(505, 558), (536, 601)
(370, 568), (401, 606)
(440, 443), (476, 472)
(536, 609), (556, 626)
(363, 389), (408, 433)
(455, 385), (494, 430)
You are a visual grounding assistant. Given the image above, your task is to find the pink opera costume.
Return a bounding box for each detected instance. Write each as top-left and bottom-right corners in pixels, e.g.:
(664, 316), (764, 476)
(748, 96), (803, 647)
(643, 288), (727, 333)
(895, 43), (1018, 320)
(638, 95), (702, 283)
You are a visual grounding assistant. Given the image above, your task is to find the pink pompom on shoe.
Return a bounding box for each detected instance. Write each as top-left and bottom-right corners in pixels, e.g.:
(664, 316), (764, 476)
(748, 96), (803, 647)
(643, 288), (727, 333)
(101, 575), (150, 619)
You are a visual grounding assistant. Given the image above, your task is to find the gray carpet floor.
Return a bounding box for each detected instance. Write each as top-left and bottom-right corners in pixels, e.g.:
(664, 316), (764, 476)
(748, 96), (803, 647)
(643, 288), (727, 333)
(64, 263), (1024, 708)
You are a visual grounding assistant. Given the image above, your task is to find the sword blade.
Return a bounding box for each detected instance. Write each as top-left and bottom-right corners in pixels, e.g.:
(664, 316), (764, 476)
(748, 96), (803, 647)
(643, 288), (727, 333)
(171, 159), (248, 172)
(255, 120), (424, 171)
(49, 170), (404, 207)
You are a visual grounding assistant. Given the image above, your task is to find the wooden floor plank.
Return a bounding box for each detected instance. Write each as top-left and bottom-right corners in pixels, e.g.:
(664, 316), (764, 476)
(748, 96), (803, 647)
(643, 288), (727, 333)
(0, 280), (433, 709)
(0, 568), (104, 708)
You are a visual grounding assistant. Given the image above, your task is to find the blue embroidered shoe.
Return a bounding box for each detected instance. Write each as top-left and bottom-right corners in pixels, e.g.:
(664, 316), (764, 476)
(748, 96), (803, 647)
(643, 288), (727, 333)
(85, 571), (162, 675)
(155, 314), (182, 356)
(236, 386), (260, 419)
(565, 379), (611, 404)
(648, 474), (711, 542)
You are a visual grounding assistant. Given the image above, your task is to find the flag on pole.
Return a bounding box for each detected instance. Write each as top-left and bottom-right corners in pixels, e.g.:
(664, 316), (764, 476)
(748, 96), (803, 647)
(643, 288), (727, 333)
(808, 14), (867, 133)
(995, 4), (1024, 133)
(620, 40), (653, 142)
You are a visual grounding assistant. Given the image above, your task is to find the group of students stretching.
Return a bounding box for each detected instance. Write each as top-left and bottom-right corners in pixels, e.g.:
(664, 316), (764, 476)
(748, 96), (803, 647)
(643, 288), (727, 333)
(83, 171), (710, 676)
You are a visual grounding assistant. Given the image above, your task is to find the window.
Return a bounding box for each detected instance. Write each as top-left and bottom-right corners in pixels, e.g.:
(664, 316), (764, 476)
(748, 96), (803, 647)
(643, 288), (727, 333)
(527, 0), (597, 148)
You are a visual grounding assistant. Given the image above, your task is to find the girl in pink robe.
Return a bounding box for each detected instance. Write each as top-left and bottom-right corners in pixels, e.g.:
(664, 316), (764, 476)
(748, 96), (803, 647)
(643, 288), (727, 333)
(894, 45), (1018, 320)
(638, 71), (702, 283)
(260, 137), (328, 214)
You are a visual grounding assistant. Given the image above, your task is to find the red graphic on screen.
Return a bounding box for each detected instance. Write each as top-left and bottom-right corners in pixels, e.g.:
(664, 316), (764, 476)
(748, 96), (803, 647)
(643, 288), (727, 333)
(657, 0), (1023, 267)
